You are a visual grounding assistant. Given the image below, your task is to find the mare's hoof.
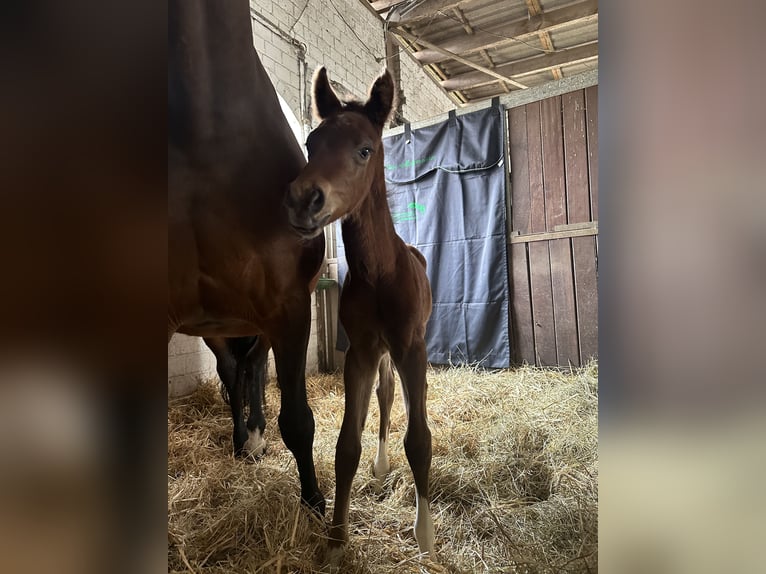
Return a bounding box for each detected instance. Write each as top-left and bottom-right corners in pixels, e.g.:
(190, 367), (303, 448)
(301, 491), (326, 518)
(243, 428), (267, 459)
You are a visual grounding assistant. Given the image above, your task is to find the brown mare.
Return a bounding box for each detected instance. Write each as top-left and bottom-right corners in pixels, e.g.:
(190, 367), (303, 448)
(204, 256), (322, 460)
(203, 336), (270, 458)
(287, 68), (435, 563)
(168, 0), (328, 514)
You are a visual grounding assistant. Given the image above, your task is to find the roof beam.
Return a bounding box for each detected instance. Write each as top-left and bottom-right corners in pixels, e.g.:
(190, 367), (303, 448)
(392, 27), (528, 89)
(441, 41), (598, 91)
(411, 0), (598, 65)
(370, 0), (405, 13)
(451, 6), (474, 35)
(387, 0), (477, 27)
(384, 69), (598, 135)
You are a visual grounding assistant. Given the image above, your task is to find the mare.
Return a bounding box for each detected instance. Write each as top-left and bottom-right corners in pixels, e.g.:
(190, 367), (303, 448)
(286, 68), (435, 562)
(205, 254), (322, 460)
(203, 336), (270, 458)
(168, 0), (328, 514)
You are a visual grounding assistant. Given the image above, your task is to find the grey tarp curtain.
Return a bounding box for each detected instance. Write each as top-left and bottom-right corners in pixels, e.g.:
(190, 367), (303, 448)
(336, 104), (511, 368)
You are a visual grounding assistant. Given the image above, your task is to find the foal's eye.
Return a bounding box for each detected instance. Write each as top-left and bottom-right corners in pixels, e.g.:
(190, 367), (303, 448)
(357, 147), (372, 160)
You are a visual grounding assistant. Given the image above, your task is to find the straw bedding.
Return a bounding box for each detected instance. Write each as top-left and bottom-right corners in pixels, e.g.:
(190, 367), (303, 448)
(168, 361), (598, 573)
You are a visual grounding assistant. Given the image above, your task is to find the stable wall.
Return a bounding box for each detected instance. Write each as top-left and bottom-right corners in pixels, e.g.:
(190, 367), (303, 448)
(169, 3), (456, 395)
(249, 0), (455, 135)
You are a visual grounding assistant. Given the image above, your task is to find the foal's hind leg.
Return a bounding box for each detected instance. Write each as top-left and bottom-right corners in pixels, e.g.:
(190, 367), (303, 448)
(393, 339), (434, 555)
(243, 338), (269, 458)
(374, 353), (395, 484)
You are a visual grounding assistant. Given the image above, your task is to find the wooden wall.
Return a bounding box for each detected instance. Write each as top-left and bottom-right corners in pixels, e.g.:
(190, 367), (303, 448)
(507, 86), (598, 367)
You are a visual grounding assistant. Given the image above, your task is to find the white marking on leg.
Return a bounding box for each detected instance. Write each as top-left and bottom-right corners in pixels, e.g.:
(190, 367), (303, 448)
(243, 428), (266, 458)
(373, 438), (390, 481)
(414, 492), (435, 555)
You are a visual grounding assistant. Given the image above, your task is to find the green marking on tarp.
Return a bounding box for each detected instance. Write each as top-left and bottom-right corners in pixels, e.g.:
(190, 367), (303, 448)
(391, 201), (426, 223)
(384, 155), (436, 171)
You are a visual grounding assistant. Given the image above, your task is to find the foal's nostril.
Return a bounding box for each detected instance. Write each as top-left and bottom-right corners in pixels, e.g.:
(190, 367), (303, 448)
(308, 186), (325, 214)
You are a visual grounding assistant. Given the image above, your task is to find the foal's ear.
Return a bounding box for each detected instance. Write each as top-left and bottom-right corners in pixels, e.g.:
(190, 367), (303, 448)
(364, 69), (395, 128)
(312, 67), (342, 120)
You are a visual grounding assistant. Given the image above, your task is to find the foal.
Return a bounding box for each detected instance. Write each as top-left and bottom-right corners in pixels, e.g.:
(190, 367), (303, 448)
(287, 68), (435, 562)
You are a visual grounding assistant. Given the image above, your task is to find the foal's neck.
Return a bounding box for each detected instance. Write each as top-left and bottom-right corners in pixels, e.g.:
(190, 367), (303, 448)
(341, 164), (399, 282)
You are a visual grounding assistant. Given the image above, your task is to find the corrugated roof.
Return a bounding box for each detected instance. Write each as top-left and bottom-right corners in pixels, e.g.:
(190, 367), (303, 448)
(361, 0), (598, 107)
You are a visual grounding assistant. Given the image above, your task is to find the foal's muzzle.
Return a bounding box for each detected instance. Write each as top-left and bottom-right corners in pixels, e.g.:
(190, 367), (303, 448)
(285, 180), (329, 239)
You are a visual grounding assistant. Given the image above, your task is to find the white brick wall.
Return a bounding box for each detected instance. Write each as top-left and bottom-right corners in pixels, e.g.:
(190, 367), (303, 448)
(250, 0), (455, 131)
(168, 334), (217, 397)
(399, 48), (456, 122)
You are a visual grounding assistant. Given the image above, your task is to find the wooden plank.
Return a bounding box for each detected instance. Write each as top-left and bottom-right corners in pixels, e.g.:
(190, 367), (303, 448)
(554, 221), (596, 232)
(510, 226), (597, 243)
(441, 42), (598, 91)
(410, 0), (598, 63)
(541, 95), (566, 230)
(563, 90), (590, 224)
(507, 106), (534, 364)
(540, 96), (578, 365)
(572, 235), (598, 362)
(392, 28), (528, 89)
(508, 107), (531, 233)
(585, 85), (598, 220)
(510, 243), (535, 365)
(525, 98), (555, 365)
(528, 241), (556, 366)
(549, 238), (580, 366)
(526, 101), (545, 233)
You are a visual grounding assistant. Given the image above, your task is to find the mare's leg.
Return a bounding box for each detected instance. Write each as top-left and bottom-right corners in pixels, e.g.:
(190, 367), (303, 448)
(243, 337), (270, 458)
(327, 345), (382, 558)
(374, 353), (395, 482)
(392, 339), (434, 555)
(271, 304), (325, 516)
(204, 337), (248, 456)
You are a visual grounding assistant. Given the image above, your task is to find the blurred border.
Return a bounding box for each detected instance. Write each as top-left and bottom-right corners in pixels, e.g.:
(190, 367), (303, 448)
(1, 1), (764, 573)
(600, 1), (765, 572)
(0, 2), (166, 573)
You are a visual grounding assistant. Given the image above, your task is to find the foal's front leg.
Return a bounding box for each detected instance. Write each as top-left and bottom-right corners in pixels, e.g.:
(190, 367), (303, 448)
(326, 345), (381, 565)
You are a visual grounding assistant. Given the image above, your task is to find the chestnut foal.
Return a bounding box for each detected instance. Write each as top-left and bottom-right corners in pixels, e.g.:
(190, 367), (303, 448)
(287, 68), (435, 564)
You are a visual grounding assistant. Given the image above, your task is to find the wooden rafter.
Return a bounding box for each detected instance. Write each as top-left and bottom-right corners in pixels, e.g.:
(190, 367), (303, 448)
(524, 0), (542, 16)
(392, 27), (528, 89)
(411, 0), (598, 65)
(387, 0), (477, 27)
(451, 6), (474, 35)
(525, 0), (562, 80)
(370, 0), (406, 13)
(441, 41), (598, 91)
